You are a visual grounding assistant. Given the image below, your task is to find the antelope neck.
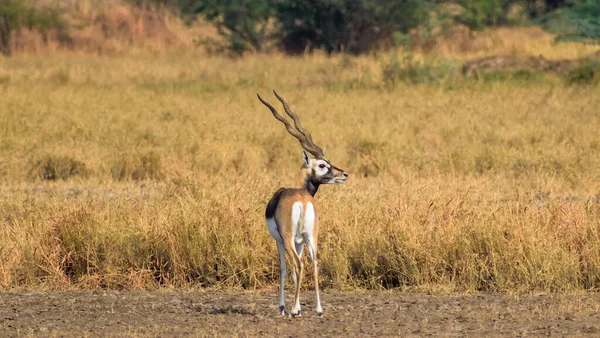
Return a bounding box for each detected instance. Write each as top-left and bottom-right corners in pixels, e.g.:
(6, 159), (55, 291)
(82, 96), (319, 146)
(297, 167), (319, 197)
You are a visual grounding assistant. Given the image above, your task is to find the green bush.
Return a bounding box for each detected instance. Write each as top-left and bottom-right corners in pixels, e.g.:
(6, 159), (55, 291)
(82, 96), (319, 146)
(535, 0), (600, 45)
(30, 155), (89, 181)
(450, 1), (571, 31)
(565, 62), (600, 86)
(453, 0), (511, 29)
(477, 69), (548, 82)
(383, 55), (460, 85)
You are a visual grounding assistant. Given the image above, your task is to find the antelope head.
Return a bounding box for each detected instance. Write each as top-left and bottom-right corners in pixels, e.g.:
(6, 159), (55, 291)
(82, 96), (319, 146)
(257, 91), (348, 191)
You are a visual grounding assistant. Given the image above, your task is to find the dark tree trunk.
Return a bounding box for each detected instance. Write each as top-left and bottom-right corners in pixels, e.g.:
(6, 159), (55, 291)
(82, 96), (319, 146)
(528, 0), (569, 18)
(0, 15), (11, 56)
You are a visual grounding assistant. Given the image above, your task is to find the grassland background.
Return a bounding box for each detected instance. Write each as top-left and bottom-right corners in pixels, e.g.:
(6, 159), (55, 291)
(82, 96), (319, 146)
(1, 3), (600, 292)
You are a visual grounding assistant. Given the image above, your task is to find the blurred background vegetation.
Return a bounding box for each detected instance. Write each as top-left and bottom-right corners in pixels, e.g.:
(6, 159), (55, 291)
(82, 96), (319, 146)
(170, 0), (600, 55)
(0, 0), (599, 57)
(147, 0), (600, 55)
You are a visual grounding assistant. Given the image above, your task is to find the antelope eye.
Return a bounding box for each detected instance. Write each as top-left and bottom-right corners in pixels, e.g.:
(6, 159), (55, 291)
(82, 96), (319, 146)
(319, 164), (326, 169)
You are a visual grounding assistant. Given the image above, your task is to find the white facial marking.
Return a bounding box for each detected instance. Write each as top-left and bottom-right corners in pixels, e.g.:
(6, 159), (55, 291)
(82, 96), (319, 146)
(314, 160), (330, 176)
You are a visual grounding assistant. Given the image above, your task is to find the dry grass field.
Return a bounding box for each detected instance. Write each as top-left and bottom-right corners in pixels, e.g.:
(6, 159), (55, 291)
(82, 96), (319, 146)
(2, 4), (600, 333)
(1, 44), (600, 294)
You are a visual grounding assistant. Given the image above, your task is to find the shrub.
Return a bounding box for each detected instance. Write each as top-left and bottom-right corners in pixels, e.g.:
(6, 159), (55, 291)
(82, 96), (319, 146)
(29, 155), (88, 181)
(453, 0), (512, 30)
(477, 69), (548, 82)
(383, 55), (460, 85)
(453, 0), (568, 30)
(535, 0), (600, 45)
(111, 151), (163, 181)
(565, 61), (600, 86)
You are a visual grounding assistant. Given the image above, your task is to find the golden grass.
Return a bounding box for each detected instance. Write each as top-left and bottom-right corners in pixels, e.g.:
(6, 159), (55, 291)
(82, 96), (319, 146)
(0, 47), (599, 292)
(430, 26), (600, 60)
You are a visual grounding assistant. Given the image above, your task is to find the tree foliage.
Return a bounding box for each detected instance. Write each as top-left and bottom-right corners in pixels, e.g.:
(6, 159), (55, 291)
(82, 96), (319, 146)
(172, 0), (580, 55)
(0, 0), (594, 57)
(176, 0), (432, 55)
(452, 0), (513, 29)
(179, 0), (276, 55)
(450, 0), (569, 30)
(276, 0), (433, 55)
(543, 0), (600, 44)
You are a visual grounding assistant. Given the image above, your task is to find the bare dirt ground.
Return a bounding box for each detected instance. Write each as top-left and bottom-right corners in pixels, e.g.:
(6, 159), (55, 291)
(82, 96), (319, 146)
(1, 290), (599, 337)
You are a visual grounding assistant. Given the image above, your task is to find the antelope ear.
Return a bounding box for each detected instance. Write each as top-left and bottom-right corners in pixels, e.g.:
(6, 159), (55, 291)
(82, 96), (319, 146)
(302, 150), (310, 167)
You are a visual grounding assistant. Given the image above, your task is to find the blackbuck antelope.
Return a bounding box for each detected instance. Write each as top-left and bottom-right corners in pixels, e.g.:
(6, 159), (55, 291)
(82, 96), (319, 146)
(257, 91), (348, 318)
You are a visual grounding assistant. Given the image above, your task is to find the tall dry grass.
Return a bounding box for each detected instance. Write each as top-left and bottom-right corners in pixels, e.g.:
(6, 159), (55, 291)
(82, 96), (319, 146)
(8, 0), (212, 55)
(0, 43), (600, 292)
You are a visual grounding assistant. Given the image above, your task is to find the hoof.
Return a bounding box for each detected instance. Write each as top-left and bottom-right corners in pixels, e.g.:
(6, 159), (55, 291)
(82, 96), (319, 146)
(291, 310), (302, 318)
(317, 311), (323, 317)
(278, 306), (285, 316)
